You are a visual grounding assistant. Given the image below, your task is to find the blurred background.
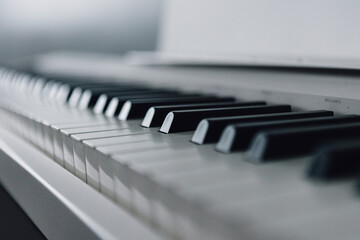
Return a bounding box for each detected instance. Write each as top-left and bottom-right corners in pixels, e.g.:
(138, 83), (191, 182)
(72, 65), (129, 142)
(0, 0), (162, 64)
(2, 0), (360, 68)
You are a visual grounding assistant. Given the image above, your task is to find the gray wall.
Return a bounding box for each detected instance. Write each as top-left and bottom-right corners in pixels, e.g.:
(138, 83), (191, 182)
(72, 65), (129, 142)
(0, 0), (162, 64)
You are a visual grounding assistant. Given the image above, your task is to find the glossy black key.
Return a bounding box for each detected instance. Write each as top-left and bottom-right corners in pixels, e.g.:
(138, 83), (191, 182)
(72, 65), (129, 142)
(246, 122), (360, 162)
(308, 140), (360, 180)
(216, 115), (360, 153)
(93, 90), (181, 114)
(105, 93), (202, 117)
(160, 104), (291, 133)
(119, 96), (235, 120)
(192, 110), (333, 144)
(78, 86), (159, 109)
(141, 101), (266, 127)
(56, 82), (117, 102)
(56, 82), (91, 103)
(68, 84), (139, 107)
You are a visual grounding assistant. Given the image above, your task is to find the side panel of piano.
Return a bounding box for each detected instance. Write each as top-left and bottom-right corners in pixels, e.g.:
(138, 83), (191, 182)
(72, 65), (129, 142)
(1, 55), (360, 240)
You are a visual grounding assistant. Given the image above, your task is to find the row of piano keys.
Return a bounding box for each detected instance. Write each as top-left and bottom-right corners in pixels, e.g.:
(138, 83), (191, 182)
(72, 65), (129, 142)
(0, 67), (359, 240)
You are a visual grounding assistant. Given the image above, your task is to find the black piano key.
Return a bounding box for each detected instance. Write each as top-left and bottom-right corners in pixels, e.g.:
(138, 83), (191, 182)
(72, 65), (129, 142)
(119, 96), (236, 120)
(216, 115), (360, 153)
(105, 93), (203, 117)
(93, 90), (182, 114)
(68, 83), (134, 94)
(307, 140), (360, 180)
(57, 82), (110, 102)
(246, 122), (360, 162)
(192, 110), (333, 144)
(69, 84), (136, 107)
(78, 86), (159, 109)
(160, 104), (292, 133)
(141, 101), (266, 127)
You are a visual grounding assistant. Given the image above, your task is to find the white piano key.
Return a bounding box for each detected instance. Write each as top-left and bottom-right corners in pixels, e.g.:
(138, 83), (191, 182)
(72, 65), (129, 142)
(98, 141), (169, 155)
(206, 181), (356, 240)
(73, 140), (87, 181)
(154, 201), (176, 236)
(42, 121), (55, 158)
(48, 82), (62, 100)
(70, 128), (148, 188)
(63, 133), (76, 173)
(98, 143), (170, 199)
(110, 148), (198, 223)
(82, 133), (155, 193)
(56, 84), (71, 104)
(36, 115), (113, 158)
(52, 127), (65, 166)
(68, 87), (83, 107)
(84, 146), (102, 189)
(36, 120), (46, 150)
(93, 94), (108, 114)
(113, 160), (132, 206)
(59, 124), (131, 168)
(179, 158), (309, 207)
(111, 149), (172, 214)
(105, 97), (119, 117)
(84, 133), (157, 193)
(52, 120), (127, 164)
(132, 185), (154, 222)
(84, 133), (153, 147)
(175, 212), (209, 240)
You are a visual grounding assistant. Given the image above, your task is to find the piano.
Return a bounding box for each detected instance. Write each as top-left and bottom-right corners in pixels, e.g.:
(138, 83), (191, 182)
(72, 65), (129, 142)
(1, 1), (360, 240)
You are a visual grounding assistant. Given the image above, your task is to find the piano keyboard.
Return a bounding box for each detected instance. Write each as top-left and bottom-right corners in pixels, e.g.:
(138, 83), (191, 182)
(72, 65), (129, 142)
(0, 67), (360, 240)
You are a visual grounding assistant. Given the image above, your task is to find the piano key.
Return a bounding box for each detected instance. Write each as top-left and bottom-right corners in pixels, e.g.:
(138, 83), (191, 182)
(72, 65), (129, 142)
(78, 87), (157, 110)
(100, 142), (173, 199)
(111, 147), (199, 213)
(84, 132), (155, 148)
(42, 80), (56, 98)
(206, 180), (355, 240)
(246, 122), (360, 162)
(160, 104), (292, 133)
(216, 114), (360, 153)
(93, 90), (182, 114)
(27, 77), (43, 95)
(70, 128), (150, 187)
(53, 123), (123, 165)
(93, 132), (193, 196)
(68, 87), (88, 107)
(308, 140), (360, 180)
(166, 156), (310, 217)
(56, 84), (73, 104)
(118, 96), (235, 120)
(68, 84), (127, 107)
(111, 150), (183, 211)
(82, 130), (188, 174)
(105, 93), (200, 117)
(122, 149), (239, 233)
(141, 101), (265, 128)
(54, 82), (100, 104)
(84, 134), (159, 193)
(58, 123), (132, 169)
(192, 110), (334, 145)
